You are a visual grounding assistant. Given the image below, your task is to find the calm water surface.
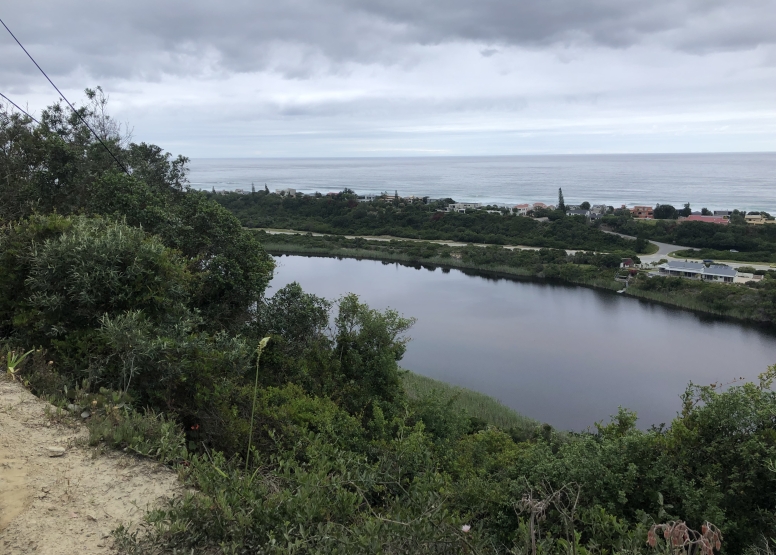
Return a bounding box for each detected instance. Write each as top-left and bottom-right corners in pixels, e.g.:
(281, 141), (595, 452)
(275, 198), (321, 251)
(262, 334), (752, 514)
(270, 255), (776, 430)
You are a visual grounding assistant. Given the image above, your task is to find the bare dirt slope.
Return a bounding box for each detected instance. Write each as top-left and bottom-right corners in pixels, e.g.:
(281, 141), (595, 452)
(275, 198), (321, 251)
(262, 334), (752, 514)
(0, 377), (181, 554)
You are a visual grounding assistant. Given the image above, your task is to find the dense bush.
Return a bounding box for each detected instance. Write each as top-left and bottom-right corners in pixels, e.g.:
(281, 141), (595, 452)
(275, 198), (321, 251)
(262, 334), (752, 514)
(213, 189), (640, 252)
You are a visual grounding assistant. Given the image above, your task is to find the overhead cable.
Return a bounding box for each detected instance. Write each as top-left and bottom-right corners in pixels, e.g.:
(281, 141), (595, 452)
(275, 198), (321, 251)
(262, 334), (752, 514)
(0, 91), (40, 124)
(0, 17), (130, 174)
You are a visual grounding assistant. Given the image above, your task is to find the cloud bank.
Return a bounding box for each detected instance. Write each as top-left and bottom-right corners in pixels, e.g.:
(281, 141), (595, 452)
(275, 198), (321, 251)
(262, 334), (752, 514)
(2, 0), (774, 156)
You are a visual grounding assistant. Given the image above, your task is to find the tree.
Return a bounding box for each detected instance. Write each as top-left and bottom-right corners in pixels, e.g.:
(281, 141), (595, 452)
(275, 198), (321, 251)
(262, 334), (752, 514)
(635, 232), (648, 253)
(333, 294), (415, 419)
(252, 183), (256, 194)
(680, 203), (692, 217)
(257, 282), (331, 351)
(730, 210), (746, 225)
(653, 204), (678, 219)
(580, 201), (590, 210)
(702, 207), (711, 215)
(558, 188), (566, 212)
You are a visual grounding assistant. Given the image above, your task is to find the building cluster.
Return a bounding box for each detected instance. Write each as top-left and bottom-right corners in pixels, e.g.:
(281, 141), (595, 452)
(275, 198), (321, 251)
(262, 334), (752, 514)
(629, 206), (774, 226)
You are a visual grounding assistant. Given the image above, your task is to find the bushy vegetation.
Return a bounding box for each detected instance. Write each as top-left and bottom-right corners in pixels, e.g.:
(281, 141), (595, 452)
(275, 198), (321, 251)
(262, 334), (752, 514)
(600, 214), (776, 261)
(213, 189), (643, 252)
(625, 272), (776, 322)
(3, 93), (776, 555)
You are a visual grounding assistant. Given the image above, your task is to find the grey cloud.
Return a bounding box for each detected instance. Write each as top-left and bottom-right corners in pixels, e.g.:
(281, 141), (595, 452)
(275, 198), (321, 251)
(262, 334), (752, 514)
(354, 0), (776, 51)
(2, 0), (774, 84)
(480, 48), (499, 57)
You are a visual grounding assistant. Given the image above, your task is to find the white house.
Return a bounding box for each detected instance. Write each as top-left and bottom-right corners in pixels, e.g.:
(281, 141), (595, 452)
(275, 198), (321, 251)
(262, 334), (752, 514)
(447, 202), (481, 213)
(513, 203), (530, 216)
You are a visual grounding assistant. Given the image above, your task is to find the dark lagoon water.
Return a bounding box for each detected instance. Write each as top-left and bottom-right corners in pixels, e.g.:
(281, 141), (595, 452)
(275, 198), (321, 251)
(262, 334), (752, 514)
(189, 153), (776, 212)
(269, 255), (776, 431)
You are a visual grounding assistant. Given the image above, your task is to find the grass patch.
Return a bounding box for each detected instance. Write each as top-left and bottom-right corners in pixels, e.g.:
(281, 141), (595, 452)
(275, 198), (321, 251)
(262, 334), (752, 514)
(402, 370), (538, 431)
(669, 248), (776, 265)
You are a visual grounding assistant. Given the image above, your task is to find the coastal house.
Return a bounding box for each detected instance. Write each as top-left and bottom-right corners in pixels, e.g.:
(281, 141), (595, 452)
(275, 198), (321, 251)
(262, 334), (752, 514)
(275, 188), (297, 196)
(745, 214), (776, 225)
(567, 209), (591, 218)
(658, 261), (736, 283)
(358, 193), (378, 202)
(702, 265), (738, 283)
(513, 203), (530, 216)
(532, 202), (556, 211)
(447, 202), (481, 213)
(590, 205), (608, 215)
(680, 215), (729, 225)
(631, 206), (654, 219)
(713, 210), (732, 217)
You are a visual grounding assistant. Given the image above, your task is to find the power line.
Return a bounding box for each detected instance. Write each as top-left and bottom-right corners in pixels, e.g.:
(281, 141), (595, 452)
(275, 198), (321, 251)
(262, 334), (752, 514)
(0, 17), (129, 175)
(0, 91), (40, 124)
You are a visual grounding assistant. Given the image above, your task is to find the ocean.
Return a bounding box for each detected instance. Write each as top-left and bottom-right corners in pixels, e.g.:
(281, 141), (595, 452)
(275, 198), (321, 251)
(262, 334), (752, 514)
(187, 153), (776, 212)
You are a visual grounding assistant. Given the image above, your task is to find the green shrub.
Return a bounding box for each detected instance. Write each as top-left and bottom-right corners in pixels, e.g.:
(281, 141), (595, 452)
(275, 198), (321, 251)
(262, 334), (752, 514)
(88, 404), (187, 465)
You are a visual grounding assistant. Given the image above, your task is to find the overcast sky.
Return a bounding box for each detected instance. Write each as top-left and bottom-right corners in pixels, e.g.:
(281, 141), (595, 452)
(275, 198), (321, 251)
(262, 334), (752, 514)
(2, 0), (775, 157)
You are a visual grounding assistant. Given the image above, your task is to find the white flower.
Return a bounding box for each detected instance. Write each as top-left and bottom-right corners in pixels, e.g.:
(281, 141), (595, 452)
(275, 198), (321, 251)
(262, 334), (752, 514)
(461, 524), (471, 533)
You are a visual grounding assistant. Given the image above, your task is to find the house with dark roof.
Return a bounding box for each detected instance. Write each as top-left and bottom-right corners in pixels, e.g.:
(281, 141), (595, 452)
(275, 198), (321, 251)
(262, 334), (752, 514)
(658, 261), (736, 283)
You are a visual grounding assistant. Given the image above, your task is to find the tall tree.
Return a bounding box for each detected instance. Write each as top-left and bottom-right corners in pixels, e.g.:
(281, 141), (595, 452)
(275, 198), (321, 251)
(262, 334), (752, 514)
(558, 188), (566, 212)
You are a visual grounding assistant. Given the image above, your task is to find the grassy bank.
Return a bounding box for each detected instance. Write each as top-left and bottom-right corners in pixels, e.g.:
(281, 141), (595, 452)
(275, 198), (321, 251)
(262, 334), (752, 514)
(402, 371), (538, 432)
(670, 248), (776, 265)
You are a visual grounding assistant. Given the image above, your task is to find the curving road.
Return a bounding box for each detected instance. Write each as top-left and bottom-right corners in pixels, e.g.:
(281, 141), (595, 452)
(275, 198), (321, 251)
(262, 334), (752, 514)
(602, 229), (774, 271)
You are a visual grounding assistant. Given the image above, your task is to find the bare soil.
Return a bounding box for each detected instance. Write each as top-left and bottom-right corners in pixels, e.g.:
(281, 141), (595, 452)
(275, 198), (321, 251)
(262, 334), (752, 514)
(0, 377), (181, 554)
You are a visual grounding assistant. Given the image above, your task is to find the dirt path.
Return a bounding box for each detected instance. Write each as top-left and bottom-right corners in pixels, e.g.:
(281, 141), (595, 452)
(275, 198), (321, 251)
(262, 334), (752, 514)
(257, 227), (585, 254)
(0, 377), (181, 554)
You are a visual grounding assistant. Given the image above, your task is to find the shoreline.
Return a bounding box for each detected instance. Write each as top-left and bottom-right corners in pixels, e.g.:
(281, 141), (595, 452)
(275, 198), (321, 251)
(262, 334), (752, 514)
(263, 239), (776, 329)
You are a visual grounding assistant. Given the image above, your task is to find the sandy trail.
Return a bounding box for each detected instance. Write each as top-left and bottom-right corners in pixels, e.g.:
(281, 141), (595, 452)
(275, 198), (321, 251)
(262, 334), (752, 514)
(0, 377), (181, 554)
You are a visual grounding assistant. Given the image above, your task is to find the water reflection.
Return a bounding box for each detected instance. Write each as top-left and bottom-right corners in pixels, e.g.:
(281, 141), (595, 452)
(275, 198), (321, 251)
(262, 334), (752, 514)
(269, 255), (776, 430)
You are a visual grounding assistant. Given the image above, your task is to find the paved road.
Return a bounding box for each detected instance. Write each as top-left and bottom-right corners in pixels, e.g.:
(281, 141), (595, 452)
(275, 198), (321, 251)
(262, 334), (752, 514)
(599, 229), (692, 264)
